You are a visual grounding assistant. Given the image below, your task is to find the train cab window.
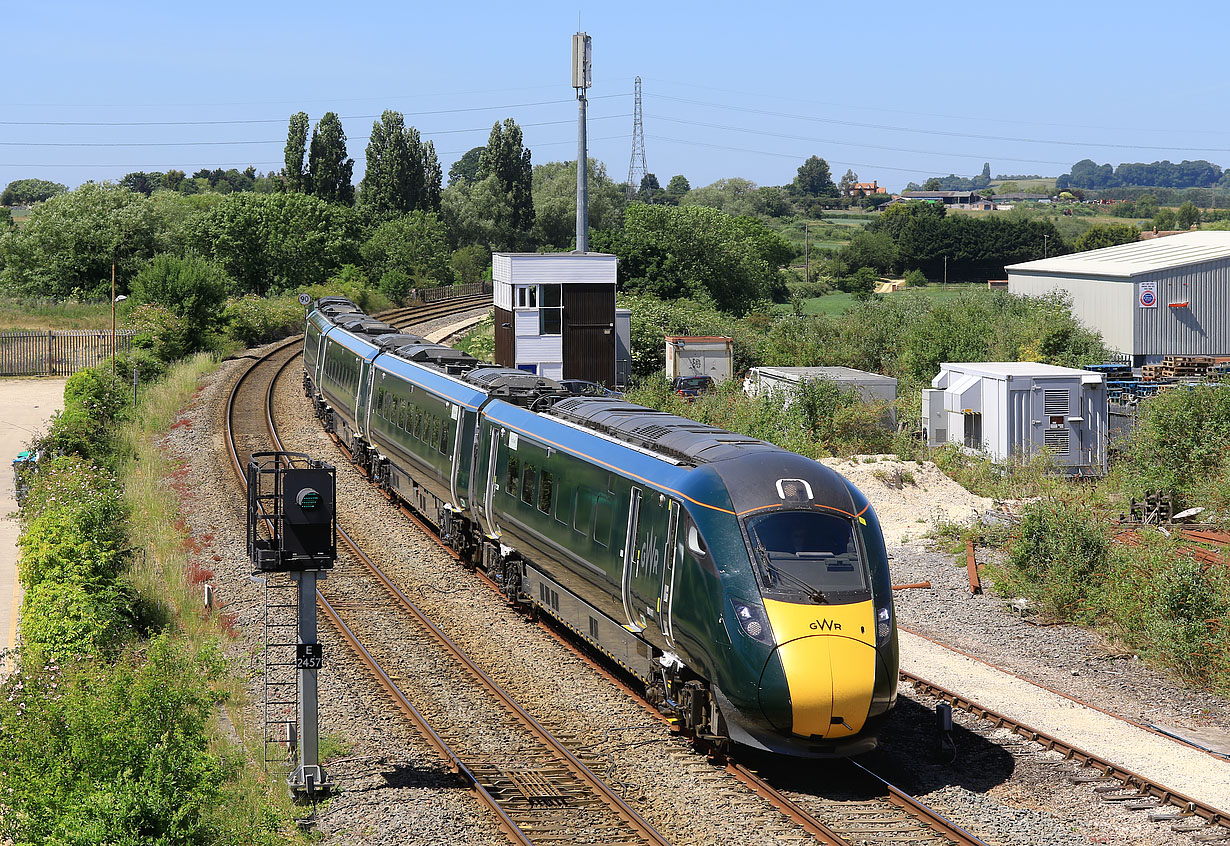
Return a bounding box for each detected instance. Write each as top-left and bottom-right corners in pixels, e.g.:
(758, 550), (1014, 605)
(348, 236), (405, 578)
(521, 464), (537, 506)
(593, 496), (613, 548)
(744, 510), (869, 601)
(574, 487), (594, 535)
(538, 471), (554, 514)
(506, 455), (520, 499)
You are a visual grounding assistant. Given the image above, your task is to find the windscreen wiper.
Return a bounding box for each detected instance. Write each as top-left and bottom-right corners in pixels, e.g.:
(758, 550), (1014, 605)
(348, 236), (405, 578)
(755, 543), (827, 604)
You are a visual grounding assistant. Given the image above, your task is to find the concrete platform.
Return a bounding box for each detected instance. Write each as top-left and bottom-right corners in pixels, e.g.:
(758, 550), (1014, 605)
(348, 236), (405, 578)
(0, 378), (67, 667)
(900, 629), (1230, 814)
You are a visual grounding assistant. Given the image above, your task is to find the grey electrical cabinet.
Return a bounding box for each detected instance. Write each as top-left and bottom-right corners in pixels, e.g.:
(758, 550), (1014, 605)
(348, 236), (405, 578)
(923, 362), (1107, 476)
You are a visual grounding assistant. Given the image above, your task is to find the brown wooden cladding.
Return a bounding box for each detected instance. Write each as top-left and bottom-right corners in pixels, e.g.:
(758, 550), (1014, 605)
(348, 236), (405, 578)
(562, 284), (615, 385)
(494, 306), (515, 369)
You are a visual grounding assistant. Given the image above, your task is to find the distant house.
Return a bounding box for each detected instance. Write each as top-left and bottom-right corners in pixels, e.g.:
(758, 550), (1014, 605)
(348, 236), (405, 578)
(847, 181), (884, 198)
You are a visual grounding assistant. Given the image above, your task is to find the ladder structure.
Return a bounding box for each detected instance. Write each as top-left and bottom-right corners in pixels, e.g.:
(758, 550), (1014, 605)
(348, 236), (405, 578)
(262, 571), (301, 772)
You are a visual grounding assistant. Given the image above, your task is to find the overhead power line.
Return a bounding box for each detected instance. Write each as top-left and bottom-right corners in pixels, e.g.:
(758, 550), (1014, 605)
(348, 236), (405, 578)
(652, 93), (1230, 155)
(0, 94), (626, 127)
(0, 114), (629, 148)
(649, 114), (1072, 167)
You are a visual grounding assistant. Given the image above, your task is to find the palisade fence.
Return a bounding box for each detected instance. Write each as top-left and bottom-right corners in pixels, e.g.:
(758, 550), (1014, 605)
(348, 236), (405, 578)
(419, 281), (492, 303)
(0, 329), (136, 377)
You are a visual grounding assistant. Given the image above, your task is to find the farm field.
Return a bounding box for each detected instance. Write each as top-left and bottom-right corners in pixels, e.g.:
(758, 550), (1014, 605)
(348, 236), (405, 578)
(0, 298), (113, 330)
(789, 284), (993, 316)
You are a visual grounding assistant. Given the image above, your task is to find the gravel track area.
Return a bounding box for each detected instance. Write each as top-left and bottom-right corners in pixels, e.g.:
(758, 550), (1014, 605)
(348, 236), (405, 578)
(161, 330), (1230, 845)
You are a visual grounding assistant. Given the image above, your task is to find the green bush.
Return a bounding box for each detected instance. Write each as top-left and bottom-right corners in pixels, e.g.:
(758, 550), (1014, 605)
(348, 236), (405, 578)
(130, 252), (232, 351)
(992, 494), (1110, 619)
(19, 580), (136, 661)
(64, 364), (132, 427)
(0, 635), (225, 844)
(123, 302), (192, 362)
(378, 267), (415, 303)
(222, 295), (304, 346)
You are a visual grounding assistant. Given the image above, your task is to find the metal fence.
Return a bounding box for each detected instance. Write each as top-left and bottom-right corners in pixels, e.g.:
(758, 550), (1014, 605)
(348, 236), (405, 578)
(0, 329), (136, 377)
(420, 282), (492, 303)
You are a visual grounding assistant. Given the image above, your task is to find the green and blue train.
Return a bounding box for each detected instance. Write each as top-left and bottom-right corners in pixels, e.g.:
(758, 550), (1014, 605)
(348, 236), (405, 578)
(303, 298), (898, 757)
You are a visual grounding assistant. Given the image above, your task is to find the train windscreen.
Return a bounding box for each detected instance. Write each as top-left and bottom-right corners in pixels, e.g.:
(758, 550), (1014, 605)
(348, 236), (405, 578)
(744, 510), (870, 603)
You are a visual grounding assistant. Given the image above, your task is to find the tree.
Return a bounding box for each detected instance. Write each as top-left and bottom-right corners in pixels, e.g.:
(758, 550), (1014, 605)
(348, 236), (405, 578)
(839, 230), (897, 275)
(422, 141), (443, 212)
(638, 173), (662, 204)
(360, 111), (420, 218)
(448, 146), (484, 186)
(590, 203), (789, 315)
(0, 184), (162, 299)
(1154, 208), (1178, 230)
(792, 156), (837, 198)
(188, 192), (360, 294)
(360, 212), (455, 291)
(922, 177), (943, 191)
(839, 266), (879, 298)
(530, 159), (625, 249)
(664, 174), (690, 205)
(306, 112), (355, 205)
(681, 178), (759, 216)
(2, 178), (68, 206)
(474, 118), (534, 248)
(1177, 200), (1201, 229)
(1073, 224), (1139, 253)
(282, 112), (309, 192)
(838, 169), (858, 195)
(1135, 193), (1160, 218)
(129, 252), (233, 350)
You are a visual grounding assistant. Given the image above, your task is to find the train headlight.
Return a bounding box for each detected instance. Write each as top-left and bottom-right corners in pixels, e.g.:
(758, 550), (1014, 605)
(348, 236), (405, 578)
(730, 598), (772, 643)
(876, 606), (893, 645)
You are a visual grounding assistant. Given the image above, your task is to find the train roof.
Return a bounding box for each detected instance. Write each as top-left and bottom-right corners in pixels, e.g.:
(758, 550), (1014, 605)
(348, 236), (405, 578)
(548, 397), (778, 466)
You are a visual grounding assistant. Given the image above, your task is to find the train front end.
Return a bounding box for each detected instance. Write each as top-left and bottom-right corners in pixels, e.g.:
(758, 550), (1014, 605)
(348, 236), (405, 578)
(701, 454), (898, 756)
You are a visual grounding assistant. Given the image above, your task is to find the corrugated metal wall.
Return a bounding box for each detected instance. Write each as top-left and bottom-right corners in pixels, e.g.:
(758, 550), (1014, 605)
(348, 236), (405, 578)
(1134, 258), (1230, 357)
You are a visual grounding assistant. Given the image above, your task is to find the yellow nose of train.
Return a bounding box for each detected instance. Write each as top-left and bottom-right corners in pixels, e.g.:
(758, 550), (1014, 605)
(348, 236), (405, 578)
(759, 598), (877, 738)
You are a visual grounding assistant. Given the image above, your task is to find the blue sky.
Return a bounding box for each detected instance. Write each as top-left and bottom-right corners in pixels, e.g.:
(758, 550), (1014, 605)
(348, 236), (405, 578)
(5, 1), (1229, 194)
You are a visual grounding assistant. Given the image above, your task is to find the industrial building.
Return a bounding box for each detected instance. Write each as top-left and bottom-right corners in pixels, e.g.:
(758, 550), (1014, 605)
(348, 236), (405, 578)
(1006, 231), (1230, 365)
(922, 362), (1107, 475)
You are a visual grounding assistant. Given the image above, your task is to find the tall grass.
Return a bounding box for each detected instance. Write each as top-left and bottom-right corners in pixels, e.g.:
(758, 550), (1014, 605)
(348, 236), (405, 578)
(0, 296), (115, 330)
(116, 352), (305, 842)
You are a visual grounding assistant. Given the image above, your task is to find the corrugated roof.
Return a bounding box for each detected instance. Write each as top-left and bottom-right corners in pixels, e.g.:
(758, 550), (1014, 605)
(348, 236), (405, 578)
(939, 362), (1101, 379)
(1006, 231), (1230, 278)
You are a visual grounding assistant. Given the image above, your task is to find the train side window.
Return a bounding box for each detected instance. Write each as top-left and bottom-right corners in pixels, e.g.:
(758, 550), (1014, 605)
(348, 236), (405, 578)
(439, 419), (450, 454)
(593, 496), (613, 547)
(413, 408), (422, 439)
(574, 487), (594, 535)
(507, 455), (520, 499)
(538, 471), (553, 514)
(555, 486), (572, 525)
(432, 417), (441, 450)
(521, 463), (537, 506)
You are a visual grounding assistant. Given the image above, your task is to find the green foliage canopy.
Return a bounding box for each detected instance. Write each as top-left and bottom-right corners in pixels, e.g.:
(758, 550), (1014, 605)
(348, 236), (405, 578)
(594, 204), (789, 315)
(2, 178), (68, 206)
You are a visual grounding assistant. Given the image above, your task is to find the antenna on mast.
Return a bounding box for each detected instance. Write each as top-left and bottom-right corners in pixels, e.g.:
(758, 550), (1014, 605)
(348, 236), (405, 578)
(572, 31), (592, 252)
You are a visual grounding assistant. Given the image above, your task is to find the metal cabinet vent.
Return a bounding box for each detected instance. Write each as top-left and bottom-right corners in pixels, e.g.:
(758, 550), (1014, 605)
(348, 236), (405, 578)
(1044, 428), (1070, 454)
(1044, 390), (1070, 415)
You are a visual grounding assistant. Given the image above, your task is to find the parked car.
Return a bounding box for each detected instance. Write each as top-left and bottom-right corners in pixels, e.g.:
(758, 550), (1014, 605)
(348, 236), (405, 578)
(671, 375), (714, 400)
(558, 379), (623, 398)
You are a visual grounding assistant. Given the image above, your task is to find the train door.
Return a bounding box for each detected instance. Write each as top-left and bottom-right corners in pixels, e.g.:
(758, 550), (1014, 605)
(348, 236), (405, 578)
(620, 487), (643, 631)
(361, 363), (377, 437)
(625, 493), (675, 643)
(480, 427), (501, 538)
(660, 502), (680, 649)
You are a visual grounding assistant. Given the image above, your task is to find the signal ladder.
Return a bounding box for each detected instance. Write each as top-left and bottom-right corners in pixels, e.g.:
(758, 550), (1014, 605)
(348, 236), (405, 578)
(262, 572), (301, 773)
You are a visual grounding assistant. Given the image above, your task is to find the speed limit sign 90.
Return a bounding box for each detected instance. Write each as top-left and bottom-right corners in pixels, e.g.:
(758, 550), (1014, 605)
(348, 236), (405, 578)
(298, 293), (312, 306)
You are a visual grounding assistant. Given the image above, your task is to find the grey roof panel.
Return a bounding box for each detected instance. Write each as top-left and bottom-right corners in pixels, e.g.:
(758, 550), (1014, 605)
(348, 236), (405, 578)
(1006, 231), (1230, 278)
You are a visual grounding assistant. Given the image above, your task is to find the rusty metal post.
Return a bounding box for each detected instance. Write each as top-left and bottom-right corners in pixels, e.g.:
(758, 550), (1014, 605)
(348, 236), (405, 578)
(966, 539), (981, 595)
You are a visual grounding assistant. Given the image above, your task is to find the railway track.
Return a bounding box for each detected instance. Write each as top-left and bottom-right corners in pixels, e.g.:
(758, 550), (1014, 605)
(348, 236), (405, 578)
(224, 298), (673, 846)
(904, 671), (1230, 843)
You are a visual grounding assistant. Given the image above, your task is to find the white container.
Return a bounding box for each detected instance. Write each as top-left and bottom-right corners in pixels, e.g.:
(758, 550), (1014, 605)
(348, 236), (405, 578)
(665, 336), (733, 383)
(745, 366), (898, 427)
